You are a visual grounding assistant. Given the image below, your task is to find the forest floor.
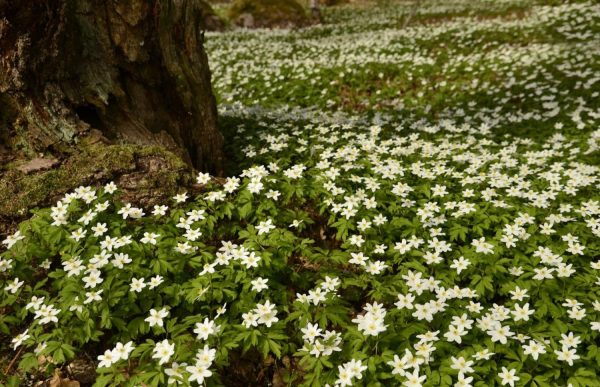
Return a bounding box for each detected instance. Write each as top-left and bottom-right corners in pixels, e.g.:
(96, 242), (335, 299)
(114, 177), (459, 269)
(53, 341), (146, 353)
(1, 0), (600, 386)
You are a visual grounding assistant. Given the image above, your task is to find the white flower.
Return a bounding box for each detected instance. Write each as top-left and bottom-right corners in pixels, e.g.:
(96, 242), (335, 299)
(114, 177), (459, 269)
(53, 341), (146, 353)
(473, 349), (494, 360)
(511, 303), (534, 322)
(216, 303), (227, 318)
(242, 311), (259, 328)
(266, 190), (281, 200)
(2, 230), (25, 249)
(247, 178), (264, 193)
(560, 332), (581, 349)
(152, 339), (175, 365)
(488, 325), (514, 344)
(194, 318), (220, 341)
(89, 250), (111, 269)
(290, 219), (303, 228)
(308, 287), (327, 305)
(104, 181), (118, 194)
(533, 267), (554, 280)
(91, 222), (108, 237)
(387, 354), (408, 376)
(348, 234), (365, 246)
(374, 244), (387, 254)
(471, 237), (494, 254)
(466, 301), (483, 314)
(403, 369), (427, 387)
(71, 228), (87, 242)
(205, 190), (225, 202)
(345, 359), (367, 379)
(84, 290), (103, 304)
(444, 324), (466, 344)
(141, 232), (160, 245)
(34, 342), (47, 355)
(455, 374), (474, 387)
(365, 260), (388, 274)
(195, 344), (216, 366)
(240, 251), (261, 269)
(145, 308), (169, 327)
(352, 303), (387, 337)
(256, 219), (276, 235)
(5, 277), (24, 294)
(450, 256), (471, 274)
(0, 257), (13, 272)
(165, 362), (188, 385)
(199, 263), (216, 276)
(335, 364), (353, 387)
(11, 329), (30, 350)
(301, 323), (323, 344)
(395, 293), (415, 310)
(450, 356), (474, 376)
(175, 241), (197, 254)
(69, 299), (83, 314)
(98, 349), (117, 368)
(130, 277), (147, 292)
(95, 201), (109, 212)
(498, 367), (519, 387)
(111, 253), (131, 269)
(186, 362), (213, 384)
(255, 300), (279, 327)
(26, 296), (45, 311)
(78, 210), (96, 225)
(184, 228), (202, 241)
(153, 205), (169, 216)
(373, 214), (387, 225)
(113, 341), (135, 361)
(82, 270), (103, 289)
(320, 276), (340, 291)
(173, 192), (188, 203)
(522, 340), (546, 360)
(223, 177), (240, 193)
(251, 277), (269, 292)
(509, 286), (528, 301)
(197, 172), (211, 184)
(118, 203), (145, 219)
(508, 266), (524, 276)
(295, 293), (310, 304)
(148, 275), (164, 289)
(416, 330), (439, 343)
(349, 252), (369, 266)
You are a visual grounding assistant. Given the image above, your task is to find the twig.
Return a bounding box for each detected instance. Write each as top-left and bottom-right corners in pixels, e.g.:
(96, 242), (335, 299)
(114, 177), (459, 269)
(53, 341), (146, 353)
(4, 346), (24, 375)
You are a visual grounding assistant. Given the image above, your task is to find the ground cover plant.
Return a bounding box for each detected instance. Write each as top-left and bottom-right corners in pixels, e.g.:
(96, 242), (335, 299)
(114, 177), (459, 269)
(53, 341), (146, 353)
(1, 0), (600, 386)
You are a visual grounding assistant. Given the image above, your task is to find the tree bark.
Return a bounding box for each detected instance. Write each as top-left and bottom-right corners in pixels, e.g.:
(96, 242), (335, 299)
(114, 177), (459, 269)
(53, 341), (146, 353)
(0, 0), (224, 175)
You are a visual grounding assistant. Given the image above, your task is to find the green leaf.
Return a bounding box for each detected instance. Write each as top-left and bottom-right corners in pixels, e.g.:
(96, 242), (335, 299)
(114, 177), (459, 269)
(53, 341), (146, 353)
(18, 353), (39, 373)
(268, 339), (282, 358)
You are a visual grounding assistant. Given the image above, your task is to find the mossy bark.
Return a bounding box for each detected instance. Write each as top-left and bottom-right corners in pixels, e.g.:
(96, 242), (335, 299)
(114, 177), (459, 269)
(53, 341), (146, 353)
(228, 0), (308, 28)
(0, 0), (224, 174)
(0, 136), (193, 237)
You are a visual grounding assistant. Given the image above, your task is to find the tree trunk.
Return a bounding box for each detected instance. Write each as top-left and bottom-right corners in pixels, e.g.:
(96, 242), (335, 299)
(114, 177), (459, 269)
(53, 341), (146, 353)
(0, 0), (224, 175)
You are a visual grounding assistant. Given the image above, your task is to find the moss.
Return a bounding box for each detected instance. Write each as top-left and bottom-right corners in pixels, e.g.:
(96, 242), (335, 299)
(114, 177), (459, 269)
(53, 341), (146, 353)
(228, 0), (308, 28)
(0, 141), (190, 220)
